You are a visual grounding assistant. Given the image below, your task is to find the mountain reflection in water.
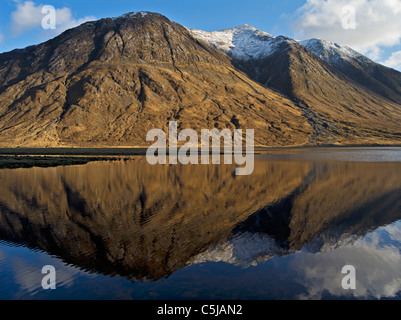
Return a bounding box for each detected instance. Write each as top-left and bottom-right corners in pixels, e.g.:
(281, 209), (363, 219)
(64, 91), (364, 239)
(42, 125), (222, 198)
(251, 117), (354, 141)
(0, 152), (401, 299)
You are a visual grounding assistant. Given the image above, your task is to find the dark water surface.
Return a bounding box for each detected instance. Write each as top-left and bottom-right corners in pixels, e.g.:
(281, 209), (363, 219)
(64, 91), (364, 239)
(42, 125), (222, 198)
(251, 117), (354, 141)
(1, 147), (401, 300)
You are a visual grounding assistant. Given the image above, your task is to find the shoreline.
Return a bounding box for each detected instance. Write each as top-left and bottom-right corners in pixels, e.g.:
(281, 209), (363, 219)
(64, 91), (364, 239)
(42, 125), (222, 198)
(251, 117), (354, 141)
(0, 145), (400, 170)
(0, 144), (400, 156)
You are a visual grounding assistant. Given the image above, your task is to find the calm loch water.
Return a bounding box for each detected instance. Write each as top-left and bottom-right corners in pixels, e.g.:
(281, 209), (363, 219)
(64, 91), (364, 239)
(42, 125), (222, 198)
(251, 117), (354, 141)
(1, 147), (401, 300)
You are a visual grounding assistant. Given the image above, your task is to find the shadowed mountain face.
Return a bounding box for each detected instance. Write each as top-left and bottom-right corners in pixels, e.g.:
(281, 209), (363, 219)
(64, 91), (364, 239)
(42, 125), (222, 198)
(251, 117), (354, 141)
(0, 12), (312, 147)
(0, 158), (401, 280)
(302, 39), (401, 106)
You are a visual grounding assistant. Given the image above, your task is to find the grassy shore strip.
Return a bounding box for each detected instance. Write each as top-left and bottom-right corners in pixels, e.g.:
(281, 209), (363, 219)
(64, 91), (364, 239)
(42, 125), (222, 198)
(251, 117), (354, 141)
(0, 155), (127, 169)
(0, 145), (400, 157)
(0, 148), (149, 156)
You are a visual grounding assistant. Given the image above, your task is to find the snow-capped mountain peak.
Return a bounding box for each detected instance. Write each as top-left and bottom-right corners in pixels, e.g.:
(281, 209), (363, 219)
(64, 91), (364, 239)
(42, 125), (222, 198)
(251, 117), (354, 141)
(190, 23), (370, 67)
(231, 24), (257, 31)
(190, 25), (292, 61)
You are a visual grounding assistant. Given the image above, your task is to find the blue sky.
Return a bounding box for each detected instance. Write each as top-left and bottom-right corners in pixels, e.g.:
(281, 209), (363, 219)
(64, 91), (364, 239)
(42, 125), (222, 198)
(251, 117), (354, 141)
(1, 0), (401, 70)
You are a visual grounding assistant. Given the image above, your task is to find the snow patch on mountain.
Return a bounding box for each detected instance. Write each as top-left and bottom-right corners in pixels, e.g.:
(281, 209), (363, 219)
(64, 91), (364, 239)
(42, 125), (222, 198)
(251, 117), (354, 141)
(299, 38), (368, 65)
(191, 25), (295, 61)
(190, 24), (368, 67)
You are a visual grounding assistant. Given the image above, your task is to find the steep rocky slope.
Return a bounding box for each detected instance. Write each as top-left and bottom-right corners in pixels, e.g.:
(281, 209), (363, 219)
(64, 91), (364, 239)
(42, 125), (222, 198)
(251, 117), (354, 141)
(0, 12), (312, 147)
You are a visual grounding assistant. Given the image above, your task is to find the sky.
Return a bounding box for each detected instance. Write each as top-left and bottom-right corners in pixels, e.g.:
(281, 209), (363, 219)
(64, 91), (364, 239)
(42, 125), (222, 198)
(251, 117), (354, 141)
(1, 0), (401, 71)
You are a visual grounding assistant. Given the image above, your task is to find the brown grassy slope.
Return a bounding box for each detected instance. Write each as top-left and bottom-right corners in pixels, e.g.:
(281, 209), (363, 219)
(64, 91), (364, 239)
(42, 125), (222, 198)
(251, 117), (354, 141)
(0, 13), (312, 147)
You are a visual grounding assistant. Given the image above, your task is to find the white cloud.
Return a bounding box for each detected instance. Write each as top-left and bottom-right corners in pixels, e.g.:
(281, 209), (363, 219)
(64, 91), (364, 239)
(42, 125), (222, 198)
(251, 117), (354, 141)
(11, 1), (43, 35)
(0, 33), (4, 45)
(11, 1), (95, 36)
(292, 0), (401, 60)
(381, 51), (401, 70)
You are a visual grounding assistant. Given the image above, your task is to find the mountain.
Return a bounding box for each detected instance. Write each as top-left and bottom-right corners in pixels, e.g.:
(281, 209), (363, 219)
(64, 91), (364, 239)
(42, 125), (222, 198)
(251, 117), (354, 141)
(0, 12), (401, 147)
(0, 12), (311, 148)
(192, 26), (401, 145)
